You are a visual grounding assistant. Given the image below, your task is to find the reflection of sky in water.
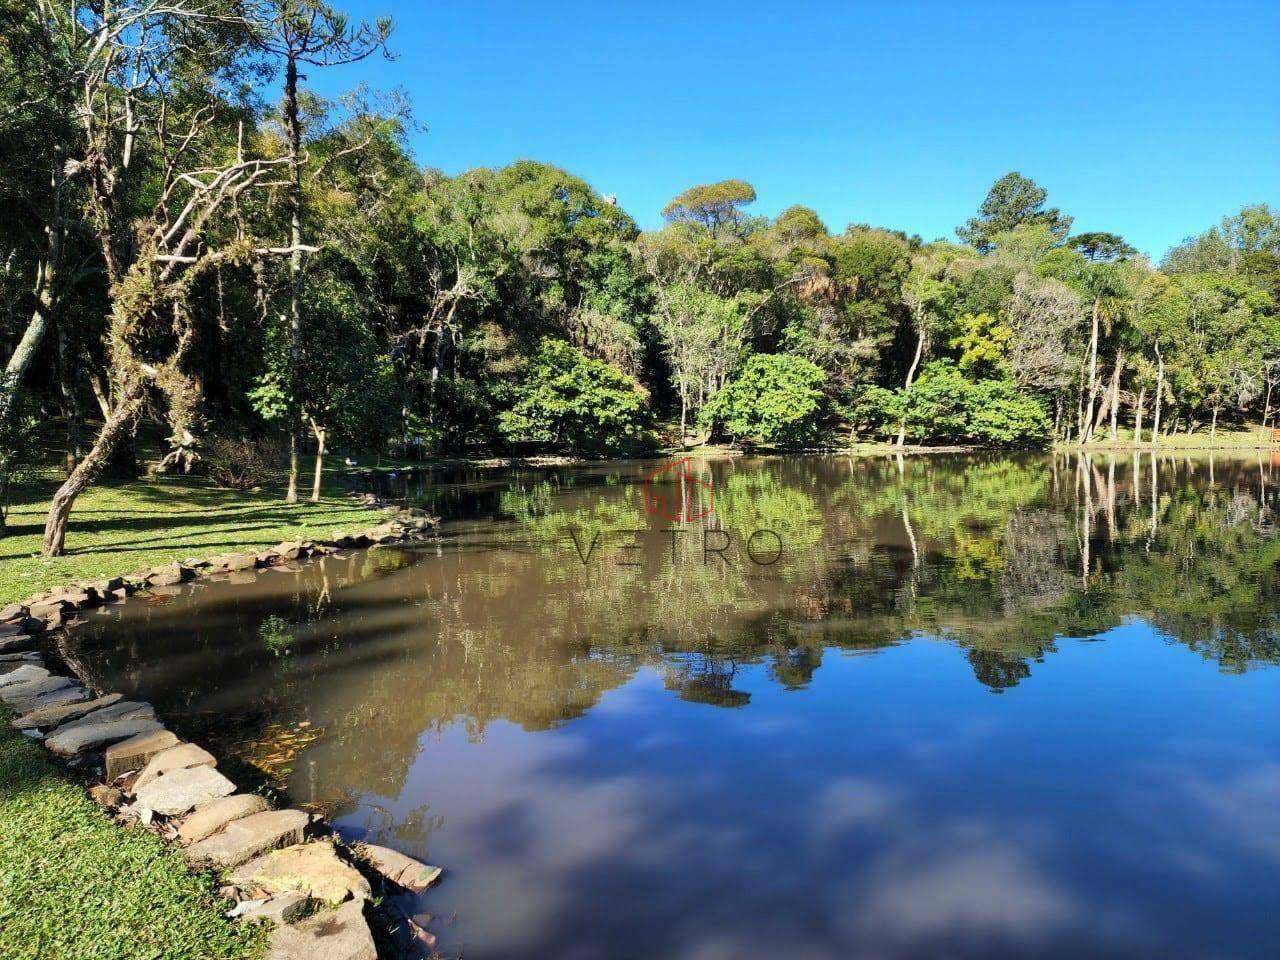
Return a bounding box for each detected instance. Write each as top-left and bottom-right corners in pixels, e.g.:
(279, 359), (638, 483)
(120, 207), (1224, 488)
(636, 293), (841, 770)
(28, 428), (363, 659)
(70, 454), (1280, 958)
(318, 632), (1280, 959)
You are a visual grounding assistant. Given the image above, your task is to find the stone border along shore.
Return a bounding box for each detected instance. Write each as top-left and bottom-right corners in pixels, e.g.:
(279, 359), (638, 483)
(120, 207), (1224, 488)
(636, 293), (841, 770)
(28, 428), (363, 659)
(1, 497), (445, 960)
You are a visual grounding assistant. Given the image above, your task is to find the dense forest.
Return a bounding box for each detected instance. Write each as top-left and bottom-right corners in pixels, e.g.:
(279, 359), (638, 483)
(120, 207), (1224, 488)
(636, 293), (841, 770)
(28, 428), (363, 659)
(2, 0), (1278, 558)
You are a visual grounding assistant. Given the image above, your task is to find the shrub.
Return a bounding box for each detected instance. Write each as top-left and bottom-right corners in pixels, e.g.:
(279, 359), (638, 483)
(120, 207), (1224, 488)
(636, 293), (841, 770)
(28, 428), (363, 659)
(967, 379), (1052, 445)
(498, 338), (654, 455)
(862, 361), (1050, 446)
(205, 434), (284, 490)
(701, 353), (827, 448)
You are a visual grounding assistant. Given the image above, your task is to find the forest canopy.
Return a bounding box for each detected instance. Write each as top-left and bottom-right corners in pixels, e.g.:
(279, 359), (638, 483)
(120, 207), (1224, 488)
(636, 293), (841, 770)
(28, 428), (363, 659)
(2, 0), (1278, 557)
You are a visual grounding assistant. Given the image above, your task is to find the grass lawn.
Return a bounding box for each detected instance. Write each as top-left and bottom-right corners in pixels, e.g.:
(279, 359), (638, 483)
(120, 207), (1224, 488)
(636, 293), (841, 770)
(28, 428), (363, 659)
(1073, 424), (1279, 450)
(0, 709), (268, 960)
(0, 469), (382, 607)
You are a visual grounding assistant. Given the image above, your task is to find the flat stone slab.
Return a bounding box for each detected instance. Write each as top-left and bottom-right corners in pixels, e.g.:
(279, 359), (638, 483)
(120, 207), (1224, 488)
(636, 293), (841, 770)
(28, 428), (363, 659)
(134, 742), (215, 790)
(134, 764), (235, 816)
(186, 809), (309, 870)
(211, 553), (257, 572)
(1, 675), (76, 710)
(0, 664), (49, 688)
(0, 633), (40, 654)
(0, 650), (37, 665)
(0, 603), (28, 622)
(46, 701), (154, 737)
(0, 649), (41, 661)
(13, 693), (123, 731)
(104, 729), (181, 781)
(147, 563), (194, 586)
(230, 891), (310, 926)
(179, 794), (270, 844)
(46, 717), (165, 757)
(20, 685), (90, 713)
(354, 843), (442, 892)
(235, 842), (370, 907)
(267, 899), (375, 960)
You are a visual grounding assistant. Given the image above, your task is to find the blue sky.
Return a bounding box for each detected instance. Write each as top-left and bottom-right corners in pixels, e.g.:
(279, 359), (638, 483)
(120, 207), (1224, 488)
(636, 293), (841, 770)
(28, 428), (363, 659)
(310, 0), (1279, 260)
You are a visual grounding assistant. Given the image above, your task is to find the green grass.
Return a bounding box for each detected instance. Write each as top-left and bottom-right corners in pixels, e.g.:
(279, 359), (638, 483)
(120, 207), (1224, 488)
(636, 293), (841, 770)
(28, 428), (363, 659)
(0, 470), (382, 607)
(1072, 423), (1278, 450)
(0, 710), (268, 960)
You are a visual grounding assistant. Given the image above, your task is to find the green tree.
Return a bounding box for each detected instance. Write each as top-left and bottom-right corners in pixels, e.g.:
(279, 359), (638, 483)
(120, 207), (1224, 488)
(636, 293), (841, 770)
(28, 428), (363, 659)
(498, 339), (653, 455)
(248, 0), (393, 502)
(250, 270), (396, 500)
(661, 180), (757, 238)
(700, 353), (827, 448)
(957, 172), (1073, 254)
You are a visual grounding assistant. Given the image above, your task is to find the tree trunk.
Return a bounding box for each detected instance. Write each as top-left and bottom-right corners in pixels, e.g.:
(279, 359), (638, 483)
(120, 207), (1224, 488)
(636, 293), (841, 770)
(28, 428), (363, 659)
(42, 381), (147, 557)
(284, 54), (304, 504)
(1107, 350), (1123, 443)
(1211, 407), (1218, 442)
(1152, 347), (1164, 448)
(1080, 298), (1101, 444)
(55, 319), (82, 471)
(310, 422), (326, 503)
(6, 153), (66, 385)
(896, 327), (925, 449)
(7, 257), (58, 385)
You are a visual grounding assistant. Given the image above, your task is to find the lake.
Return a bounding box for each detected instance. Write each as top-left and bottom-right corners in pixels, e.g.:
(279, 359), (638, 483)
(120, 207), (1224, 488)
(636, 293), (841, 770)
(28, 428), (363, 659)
(70, 452), (1280, 959)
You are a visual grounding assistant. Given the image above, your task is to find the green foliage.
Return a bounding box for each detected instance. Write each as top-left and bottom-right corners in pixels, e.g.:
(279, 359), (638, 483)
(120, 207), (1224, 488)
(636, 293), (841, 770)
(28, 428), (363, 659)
(701, 354), (827, 448)
(957, 172), (1073, 253)
(0, 375), (39, 534)
(864, 362), (1050, 446)
(498, 339), (654, 454)
(258, 615), (295, 657)
(249, 269), (396, 450)
(1068, 231), (1136, 263)
(661, 180), (757, 235)
(950, 312), (1011, 377)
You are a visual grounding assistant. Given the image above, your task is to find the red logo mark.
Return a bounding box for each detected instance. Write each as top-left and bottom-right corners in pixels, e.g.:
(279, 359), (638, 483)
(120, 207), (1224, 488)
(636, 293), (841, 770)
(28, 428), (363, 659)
(642, 458), (714, 522)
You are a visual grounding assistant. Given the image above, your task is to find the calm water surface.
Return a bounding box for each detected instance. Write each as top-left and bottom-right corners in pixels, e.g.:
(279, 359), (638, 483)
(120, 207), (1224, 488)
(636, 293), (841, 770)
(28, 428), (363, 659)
(71, 453), (1280, 959)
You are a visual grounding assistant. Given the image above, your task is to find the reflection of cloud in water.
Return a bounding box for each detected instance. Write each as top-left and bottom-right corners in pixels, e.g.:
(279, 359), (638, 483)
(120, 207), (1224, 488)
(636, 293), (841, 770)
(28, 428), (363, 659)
(809, 777), (899, 838)
(1184, 763), (1280, 861)
(846, 829), (1077, 951)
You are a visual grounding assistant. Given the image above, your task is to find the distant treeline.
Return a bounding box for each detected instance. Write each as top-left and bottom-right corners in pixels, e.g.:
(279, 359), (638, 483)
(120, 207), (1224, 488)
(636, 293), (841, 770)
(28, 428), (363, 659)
(2, 1), (1278, 556)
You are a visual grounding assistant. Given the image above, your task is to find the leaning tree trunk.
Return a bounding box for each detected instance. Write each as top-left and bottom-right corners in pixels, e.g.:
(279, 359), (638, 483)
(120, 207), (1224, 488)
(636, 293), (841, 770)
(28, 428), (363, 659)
(43, 380), (147, 557)
(1107, 350), (1123, 444)
(896, 326), (925, 449)
(6, 153), (67, 386)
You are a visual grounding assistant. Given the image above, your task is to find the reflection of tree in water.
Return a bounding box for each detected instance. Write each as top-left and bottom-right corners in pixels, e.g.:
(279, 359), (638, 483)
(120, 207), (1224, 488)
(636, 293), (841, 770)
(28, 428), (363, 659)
(72, 451), (1280, 809)
(663, 655), (751, 708)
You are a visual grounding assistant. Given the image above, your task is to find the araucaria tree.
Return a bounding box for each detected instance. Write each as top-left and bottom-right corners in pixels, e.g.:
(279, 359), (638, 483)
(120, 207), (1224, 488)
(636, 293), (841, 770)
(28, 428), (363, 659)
(247, 0), (391, 503)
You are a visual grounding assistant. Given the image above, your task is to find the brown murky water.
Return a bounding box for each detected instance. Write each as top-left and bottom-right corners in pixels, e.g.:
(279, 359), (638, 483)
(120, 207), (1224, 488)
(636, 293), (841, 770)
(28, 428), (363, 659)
(71, 453), (1280, 959)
